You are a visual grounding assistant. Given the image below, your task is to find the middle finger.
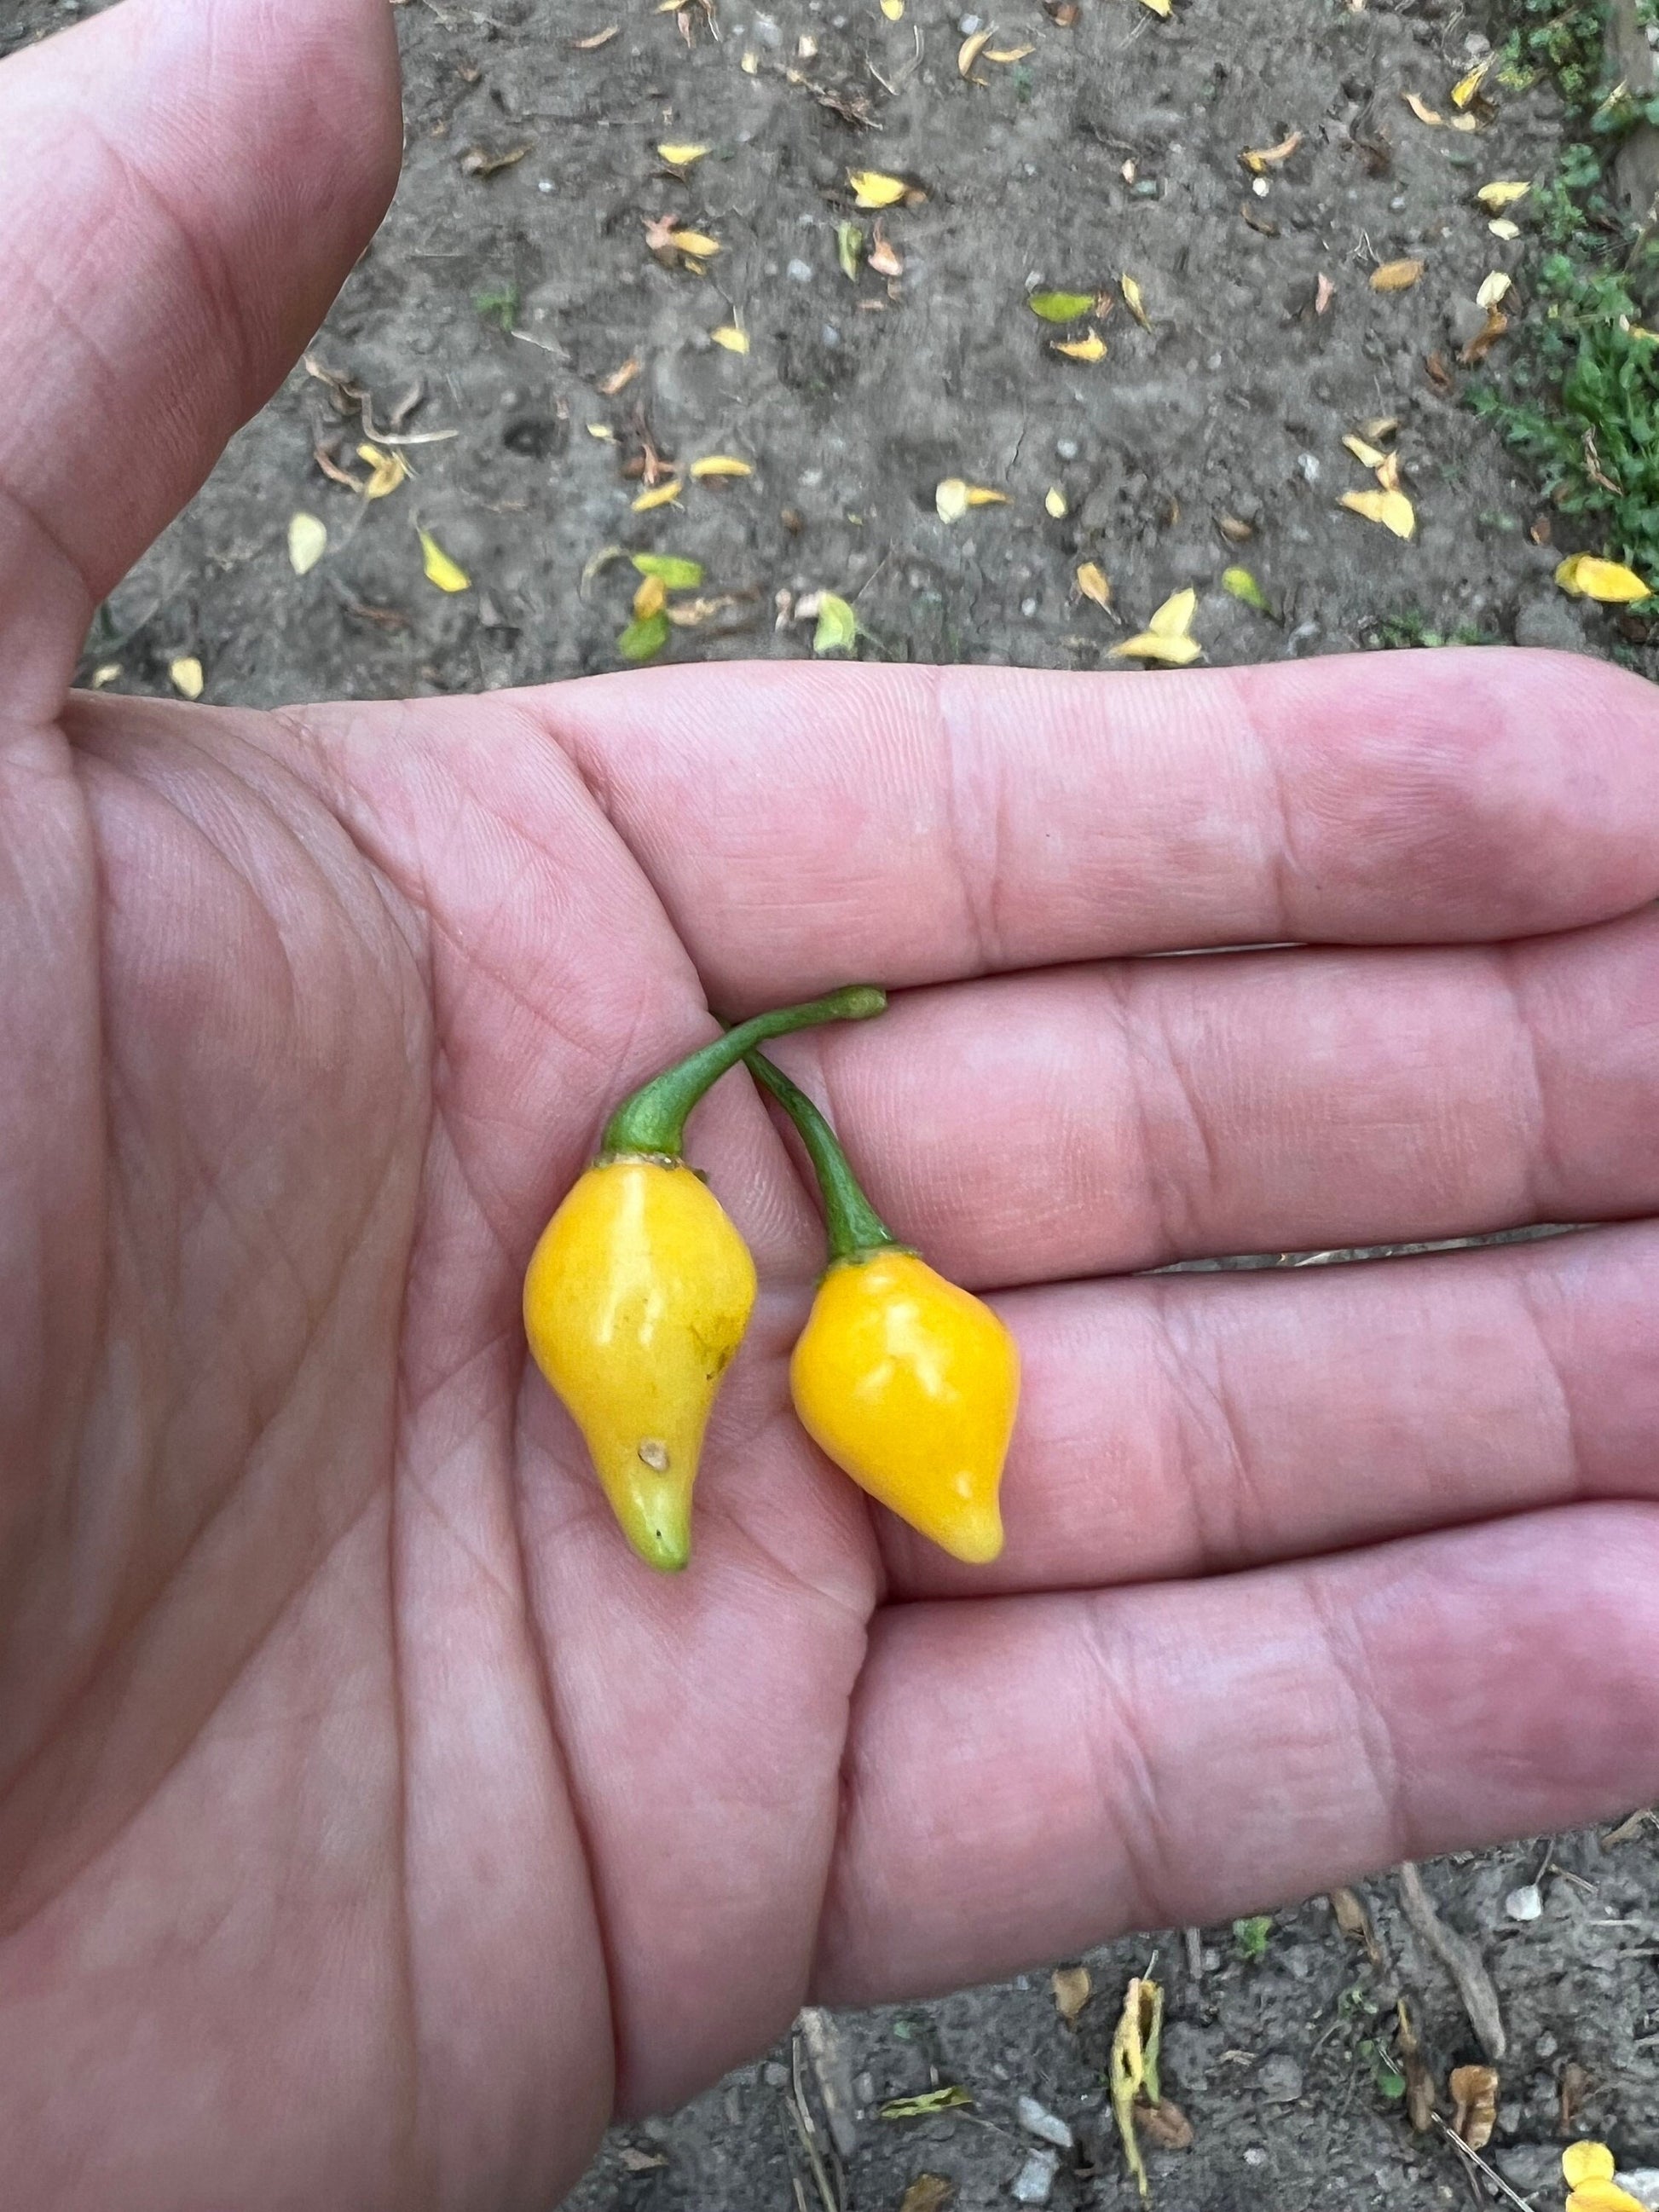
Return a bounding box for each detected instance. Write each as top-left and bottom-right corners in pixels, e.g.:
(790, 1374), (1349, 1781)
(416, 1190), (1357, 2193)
(774, 904), (1659, 1286)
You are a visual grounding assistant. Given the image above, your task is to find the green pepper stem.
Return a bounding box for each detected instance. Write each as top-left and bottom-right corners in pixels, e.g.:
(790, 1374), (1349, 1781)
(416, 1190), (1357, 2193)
(744, 1048), (902, 1264)
(601, 985), (886, 1158)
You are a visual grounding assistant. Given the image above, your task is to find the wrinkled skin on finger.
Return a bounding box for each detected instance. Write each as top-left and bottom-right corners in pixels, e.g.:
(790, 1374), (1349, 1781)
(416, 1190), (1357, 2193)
(3, 5), (1659, 2211)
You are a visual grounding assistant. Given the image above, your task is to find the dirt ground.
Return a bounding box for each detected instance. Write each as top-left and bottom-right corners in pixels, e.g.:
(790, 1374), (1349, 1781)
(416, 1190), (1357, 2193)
(9, 0), (1659, 2204)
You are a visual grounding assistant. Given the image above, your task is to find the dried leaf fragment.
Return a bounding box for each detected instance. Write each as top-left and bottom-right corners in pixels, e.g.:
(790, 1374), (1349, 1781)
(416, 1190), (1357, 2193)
(1044, 485), (1069, 518)
(1028, 290), (1095, 321)
(899, 2178), (954, 2212)
(711, 323), (750, 353)
(287, 512), (328, 576)
(1450, 2064), (1499, 2152)
(631, 479), (683, 511)
(599, 357), (642, 396)
(1555, 554), (1652, 602)
(573, 26), (619, 48)
(419, 529), (471, 592)
(1134, 2100), (1194, 2149)
(617, 2146), (668, 2172)
(1052, 328), (1107, 361)
(168, 655), (205, 700)
(1477, 178), (1530, 210)
(1052, 1964), (1090, 2020)
(849, 169), (908, 209)
(657, 141), (708, 165)
(1148, 586), (1195, 638)
(837, 220), (865, 280)
(1371, 257), (1425, 292)
(880, 2087), (972, 2120)
(1330, 1886), (1383, 1962)
(1241, 130), (1303, 174)
(1339, 488), (1415, 539)
(812, 592), (858, 654)
(460, 142), (532, 177)
(690, 453), (752, 479)
(1343, 434), (1388, 469)
(1121, 273), (1152, 328)
(986, 43), (1034, 61)
(1076, 561), (1111, 609)
(869, 226), (903, 276)
(1460, 305), (1509, 364)
(1374, 449), (1402, 492)
(1404, 92), (1442, 125)
(958, 28), (991, 75)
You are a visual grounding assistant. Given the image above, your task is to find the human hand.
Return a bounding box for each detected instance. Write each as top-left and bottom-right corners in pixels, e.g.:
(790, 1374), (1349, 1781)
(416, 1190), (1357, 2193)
(4, 3), (1658, 2207)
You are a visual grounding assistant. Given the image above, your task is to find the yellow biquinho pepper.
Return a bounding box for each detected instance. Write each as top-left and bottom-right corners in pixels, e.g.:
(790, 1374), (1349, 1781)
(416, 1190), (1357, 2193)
(523, 987), (885, 1570)
(748, 1049), (1019, 1564)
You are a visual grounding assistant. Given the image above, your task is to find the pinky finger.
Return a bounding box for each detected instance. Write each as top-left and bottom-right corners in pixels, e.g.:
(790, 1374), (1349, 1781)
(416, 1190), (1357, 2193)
(812, 1505), (1659, 2003)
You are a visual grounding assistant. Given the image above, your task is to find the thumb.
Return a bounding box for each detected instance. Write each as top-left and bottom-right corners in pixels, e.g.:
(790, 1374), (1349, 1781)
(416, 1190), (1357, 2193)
(0, 0), (402, 718)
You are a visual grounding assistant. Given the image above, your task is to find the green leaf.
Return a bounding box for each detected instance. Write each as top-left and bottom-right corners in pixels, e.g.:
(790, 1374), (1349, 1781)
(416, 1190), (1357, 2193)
(836, 220), (865, 281)
(631, 553), (704, 589)
(879, 2087), (972, 2120)
(1233, 1914), (1273, 1962)
(617, 610), (671, 663)
(812, 591), (859, 655)
(1027, 289), (1096, 322)
(1222, 564), (1271, 612)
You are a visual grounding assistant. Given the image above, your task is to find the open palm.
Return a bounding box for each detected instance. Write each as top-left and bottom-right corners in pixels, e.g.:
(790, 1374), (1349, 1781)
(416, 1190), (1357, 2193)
(5, 3), (1659, 2207)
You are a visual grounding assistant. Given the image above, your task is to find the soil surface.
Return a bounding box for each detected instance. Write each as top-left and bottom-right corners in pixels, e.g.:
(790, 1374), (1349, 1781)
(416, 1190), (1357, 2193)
(9, 0), (1658, 2206)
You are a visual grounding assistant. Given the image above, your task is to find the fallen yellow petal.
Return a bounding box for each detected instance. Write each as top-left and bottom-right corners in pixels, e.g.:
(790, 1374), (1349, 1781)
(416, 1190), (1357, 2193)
(1374, 449), (1402, 493)
(1567, 2185), (1650, 2212)
(1448, 111), (1481, 132)
(1076, 561), (1111, 609)
(633, 572), (668, 621)
(711, 324), (750, 353)
(985, 43), (1033, 61)
(741, 45), (759, 71)
(168, 655), (205, 700)
(1138, 0), (1172, 17)
(1563, 2147), (1617, 2189)
(357, 442), (411, 500)
(419, 528), (471, 592)
(881, 0), (905, 17)
(935, 477), (969, 523)
(965, 484), (1009, 507)
(690, 453), (753, 478)
(1371, 257), (1425, 292)
(90, 662), (122, 689)
(1555, 553), (1651, 602)
(1052, 328), (1107, 361)
(849, 169), (907, 208)
(1476, 269), (1512, 309)
(958, 28), (991, 74)
(1340, 488), (1416, 540)
(631, 478), (684, 511)
(1147, 586), (1196, 638)
(1451, 53), (1494, 107)
(1477, 178), (1530, 209)
(587, 422), (616, 439)
(668, 228), (720, 257)
(1488, 217), (1521, 240)
(1404, 92), (1443, 124)
(1343, 434), (1388, 469)
(657, 141), (708, 165)
(287, 511), (328, 576)
(1044, 485), (1069, 517)
(1121, 273), (1152, 328)
(1112, 630), (1202, 666)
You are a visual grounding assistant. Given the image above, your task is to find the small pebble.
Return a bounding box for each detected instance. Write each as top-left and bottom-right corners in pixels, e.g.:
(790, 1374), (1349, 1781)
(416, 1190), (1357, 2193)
(1055, 436), (1078, 460)
(1298, 452), (1321, 484)
(854, 2071), (876, 2107)
(1020, 596), (1038, 616)
(1011, 2148), (1060, 2205)
(821, 325), (841, 346)
(764, 2062), (789, 2088)
(1016, 2096), (1075, 2151)
(1505, 1883), (1544, 1921)
(1244, 2146), (1268, 2169)
(788, 258), (815, 283)
(959, 11), (981, 28)
(1535, 2032), (1558, 2059)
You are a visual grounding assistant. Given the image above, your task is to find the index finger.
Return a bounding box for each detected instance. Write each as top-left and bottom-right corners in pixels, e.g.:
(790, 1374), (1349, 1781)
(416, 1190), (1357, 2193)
(551, 650), (1659, 1003)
